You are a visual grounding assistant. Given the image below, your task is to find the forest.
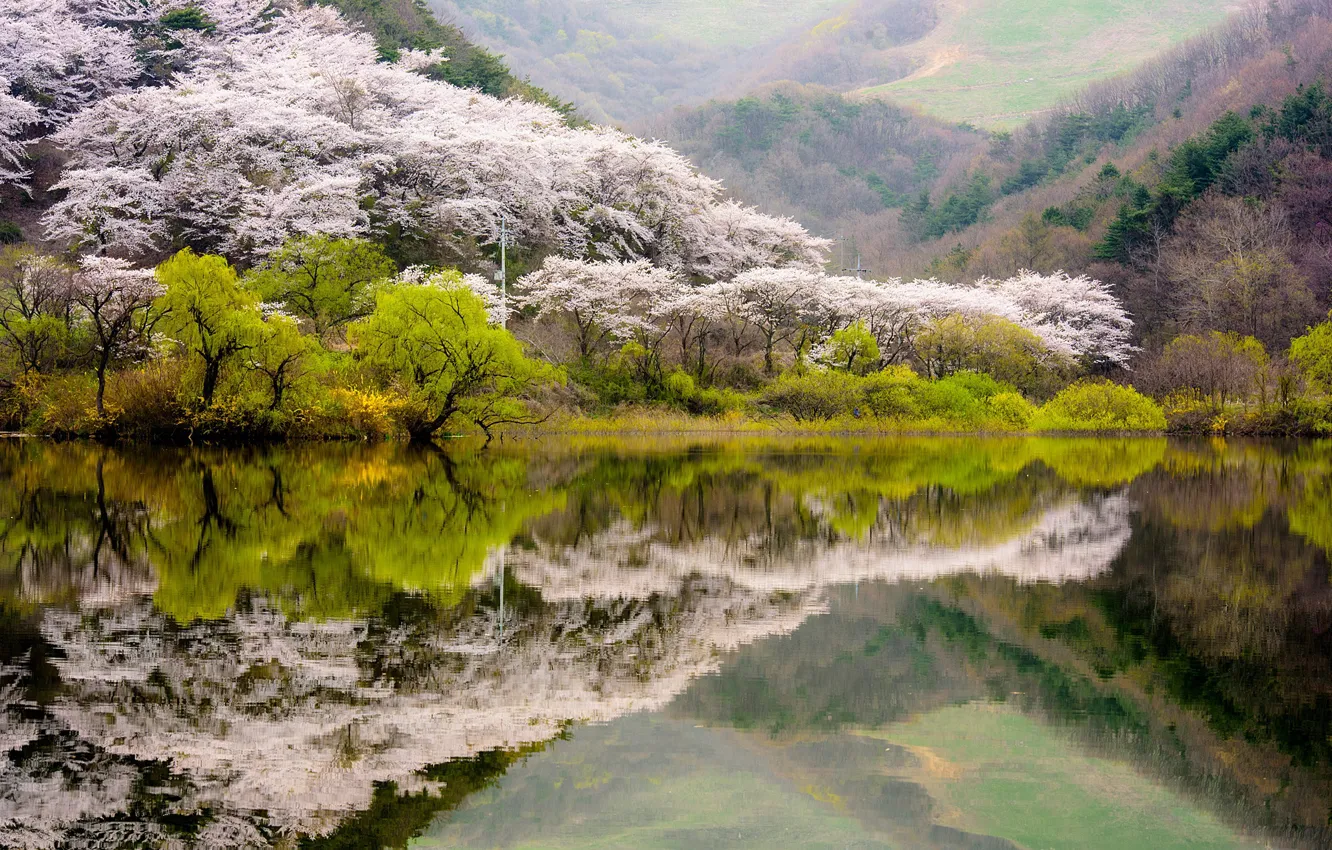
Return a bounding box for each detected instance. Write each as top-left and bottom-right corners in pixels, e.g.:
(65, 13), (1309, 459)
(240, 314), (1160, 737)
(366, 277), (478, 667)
(3, 0), (1332, 442)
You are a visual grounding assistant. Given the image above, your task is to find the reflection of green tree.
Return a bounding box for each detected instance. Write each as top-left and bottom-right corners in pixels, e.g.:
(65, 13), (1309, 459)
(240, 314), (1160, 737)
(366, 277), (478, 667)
(0, 443), (565, 623)
(1036, 438), (1167, 488)
(344, 454), (561, 606)
(1288, 448), (1332, 554)
(146, 450), (564, 621)
(534, 437), (1152, 550)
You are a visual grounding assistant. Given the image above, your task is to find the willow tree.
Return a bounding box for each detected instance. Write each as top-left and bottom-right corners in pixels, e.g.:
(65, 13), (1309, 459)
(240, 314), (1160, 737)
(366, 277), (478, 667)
(349, 274), (557, 443)
(153, 249), (263, 406)
(245, 236), (396, 339)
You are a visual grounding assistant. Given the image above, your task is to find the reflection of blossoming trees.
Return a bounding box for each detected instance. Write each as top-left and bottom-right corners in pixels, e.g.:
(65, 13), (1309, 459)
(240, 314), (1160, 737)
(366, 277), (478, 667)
(510, 493), (1134, 601)
(7, 438), (1331, 847)
(3, 576), (815, 845)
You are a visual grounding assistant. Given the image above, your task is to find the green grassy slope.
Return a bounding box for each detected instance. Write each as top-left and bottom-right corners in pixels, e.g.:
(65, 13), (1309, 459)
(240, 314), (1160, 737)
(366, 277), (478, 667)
(443, 0), (1237, 128)
(859, 0), (1239, 127)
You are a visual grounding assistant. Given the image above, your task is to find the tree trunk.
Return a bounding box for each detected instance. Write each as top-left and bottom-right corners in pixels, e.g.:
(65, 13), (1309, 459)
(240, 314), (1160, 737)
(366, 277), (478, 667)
(202, 358), (222, 406)
(95, 348), (111, 417)
(407, 405), (456, 444)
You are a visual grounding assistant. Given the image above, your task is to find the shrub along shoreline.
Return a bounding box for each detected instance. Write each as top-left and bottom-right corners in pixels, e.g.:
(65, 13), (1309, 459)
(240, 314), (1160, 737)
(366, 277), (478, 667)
(4, 238), (1332, 444)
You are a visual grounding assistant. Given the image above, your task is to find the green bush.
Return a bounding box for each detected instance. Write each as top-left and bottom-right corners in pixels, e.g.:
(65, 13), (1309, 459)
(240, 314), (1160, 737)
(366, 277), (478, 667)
(938, 371), (1011, 401)
(107, 360), (189, 438)
(917, 378), (981, 418)
(1036, 380), (1166, 432)
(27, 374), (97, 436)
(568, 361), (647, 409)
(758, 369), (863, 421)
(664, 370), (696, 402)
(759, 366), (1034, 429)
(0, 221), (21, 244)
(987, 391), (1036, 428)
(863, 367), (924, 419)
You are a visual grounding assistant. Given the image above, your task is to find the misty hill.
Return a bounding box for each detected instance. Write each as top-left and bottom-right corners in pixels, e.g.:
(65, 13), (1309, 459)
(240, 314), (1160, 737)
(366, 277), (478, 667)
(646, 0), (1332, 355)
(435, 0), (1234, 127)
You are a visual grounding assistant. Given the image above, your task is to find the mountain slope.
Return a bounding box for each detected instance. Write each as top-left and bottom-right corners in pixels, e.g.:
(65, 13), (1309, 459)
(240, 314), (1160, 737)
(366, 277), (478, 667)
(858, 0), (1240, 127)
(437, 0), (1236, 126)
(317, 0), (577, 118)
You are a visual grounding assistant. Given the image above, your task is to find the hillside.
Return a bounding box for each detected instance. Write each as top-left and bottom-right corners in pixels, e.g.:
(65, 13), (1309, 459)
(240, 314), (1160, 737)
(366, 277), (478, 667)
(651, 0), (1332, 351)
(640, 83), (990, 242)
(437, 0), (1234, 126)
(318, 0), (576, 117)
(857, 0), (1239, 127)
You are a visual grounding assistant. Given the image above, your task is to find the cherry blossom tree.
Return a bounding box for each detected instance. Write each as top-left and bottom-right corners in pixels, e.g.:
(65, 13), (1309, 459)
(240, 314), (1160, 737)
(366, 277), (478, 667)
(721, 267), (830, 374)
(69, 255), (162, 415)
(0, 88), (37, 185)
(658, 285), (726, 379)
(518, 257), (682, 359)
(44, 165), (168, 254)
(0, 0), (139, 127)
(41, 4), (828, 271)
(979, 271), (1136, 367)
(817, 273), (1135, 370)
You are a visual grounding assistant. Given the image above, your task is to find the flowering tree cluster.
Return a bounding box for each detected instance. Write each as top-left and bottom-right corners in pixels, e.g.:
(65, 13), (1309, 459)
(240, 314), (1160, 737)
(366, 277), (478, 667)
(32, 2), (827, 270)
(517, 258), (1135, 379)
(0, 0), (271, 187)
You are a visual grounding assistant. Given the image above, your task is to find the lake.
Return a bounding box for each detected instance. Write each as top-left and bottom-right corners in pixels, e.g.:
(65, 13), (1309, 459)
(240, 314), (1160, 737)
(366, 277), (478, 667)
(0, 437), (1328, 849)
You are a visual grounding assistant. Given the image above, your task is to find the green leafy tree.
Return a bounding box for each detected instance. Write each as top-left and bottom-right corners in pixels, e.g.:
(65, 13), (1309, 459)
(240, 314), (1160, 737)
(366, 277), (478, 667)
(154, 250), (264, 406)
(820, 321), (880, 374)
(914, 314), (1067, 397)
(349, 276), (557, 443)
(0, 247), (74, 378)
(1290, 316), (1332, 393)
(245, 236), (396, 340)
(248, 314), (319, 411)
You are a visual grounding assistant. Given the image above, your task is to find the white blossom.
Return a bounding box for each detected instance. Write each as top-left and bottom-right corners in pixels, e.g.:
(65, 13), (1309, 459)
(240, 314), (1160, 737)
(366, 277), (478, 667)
(40, 4), (828, 269)
(517, 257), (683, 357)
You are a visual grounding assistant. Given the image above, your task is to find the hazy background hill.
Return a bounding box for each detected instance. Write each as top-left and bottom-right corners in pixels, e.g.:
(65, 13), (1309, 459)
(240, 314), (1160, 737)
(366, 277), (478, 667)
(433, 0), (1237, 127)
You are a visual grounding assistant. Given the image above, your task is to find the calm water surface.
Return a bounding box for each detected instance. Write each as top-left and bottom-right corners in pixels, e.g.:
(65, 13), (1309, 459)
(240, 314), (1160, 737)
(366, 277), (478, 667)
(0, 437), (1329, 849)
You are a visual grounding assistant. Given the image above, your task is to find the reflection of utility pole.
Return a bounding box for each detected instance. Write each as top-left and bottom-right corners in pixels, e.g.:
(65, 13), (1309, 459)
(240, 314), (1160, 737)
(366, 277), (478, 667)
(494, 214), (509, 329)
(493, 545), (506, 639)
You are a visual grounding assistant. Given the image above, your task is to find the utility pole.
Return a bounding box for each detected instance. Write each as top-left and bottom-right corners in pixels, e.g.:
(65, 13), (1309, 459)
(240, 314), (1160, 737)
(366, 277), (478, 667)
(495, 213), (509, 329)
(843, 253), (870, 279)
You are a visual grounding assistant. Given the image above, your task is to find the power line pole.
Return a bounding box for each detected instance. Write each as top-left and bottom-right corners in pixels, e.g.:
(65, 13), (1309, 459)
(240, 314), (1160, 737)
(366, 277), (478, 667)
(495, 213), (509, 329)
(842, 252), (870, 279)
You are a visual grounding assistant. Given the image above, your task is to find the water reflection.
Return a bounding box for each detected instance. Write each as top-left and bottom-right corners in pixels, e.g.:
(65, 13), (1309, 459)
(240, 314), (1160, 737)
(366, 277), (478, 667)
(0, 438), (1328, 848)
